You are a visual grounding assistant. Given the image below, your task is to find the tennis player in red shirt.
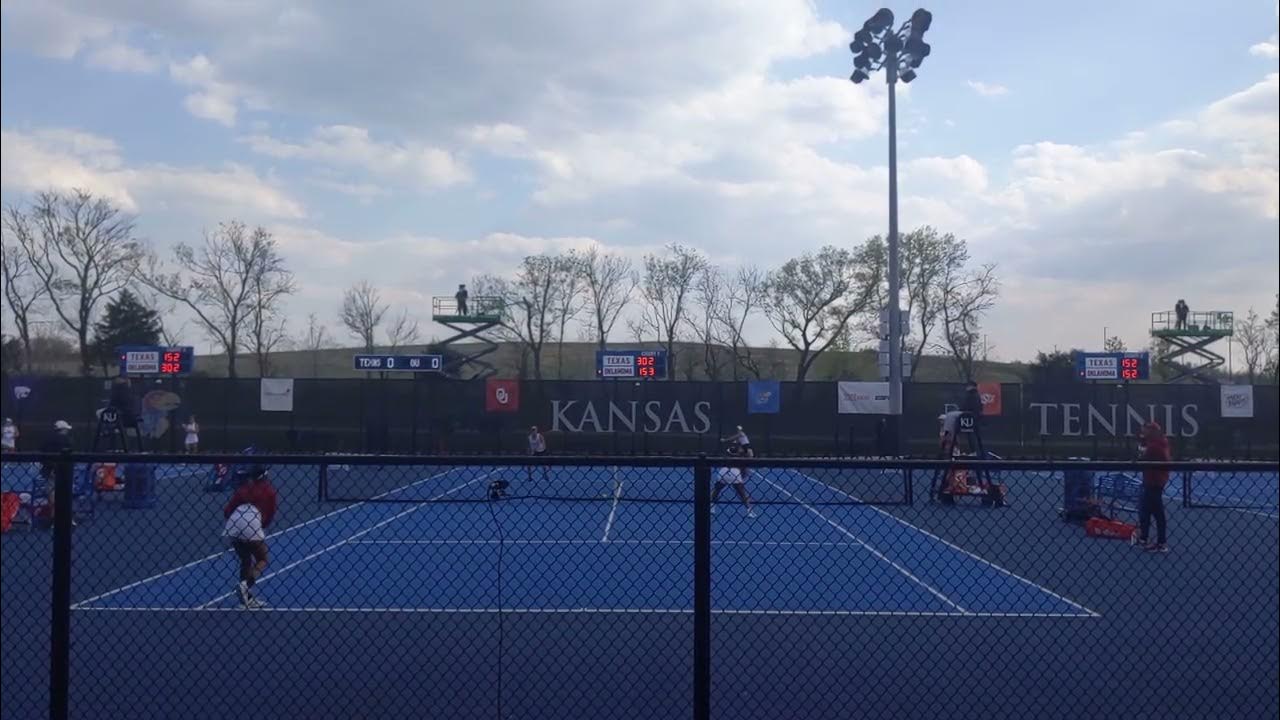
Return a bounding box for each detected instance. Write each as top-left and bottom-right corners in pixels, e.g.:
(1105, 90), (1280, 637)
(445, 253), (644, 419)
(222, 466), (279, 608)
(1135, 422), (1171, 553)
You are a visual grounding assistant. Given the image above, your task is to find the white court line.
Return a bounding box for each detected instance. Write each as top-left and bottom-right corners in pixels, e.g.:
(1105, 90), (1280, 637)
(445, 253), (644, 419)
(601, 467), (624, 542)
(786, 470), (1102, 618)
(348, 539), (857, 547)
(1224, 507), (1280, 520)
(71, 466), (483, 610)
(72, 606), (1096, 618)
(197, 473), (492, 608)
(763, 476), (970, 615)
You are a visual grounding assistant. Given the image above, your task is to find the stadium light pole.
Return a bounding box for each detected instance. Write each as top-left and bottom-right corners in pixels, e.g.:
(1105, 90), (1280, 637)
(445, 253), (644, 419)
(851, 8), (932, 433)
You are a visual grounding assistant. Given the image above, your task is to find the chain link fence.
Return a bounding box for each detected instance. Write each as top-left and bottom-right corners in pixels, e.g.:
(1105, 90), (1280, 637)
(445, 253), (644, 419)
(2, 452), (1277, 719)
(5, 375), (1277, 459)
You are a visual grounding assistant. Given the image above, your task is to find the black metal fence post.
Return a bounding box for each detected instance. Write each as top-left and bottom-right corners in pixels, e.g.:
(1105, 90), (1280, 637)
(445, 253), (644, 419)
(693, 455), (711, 720)
(50, 449), (74, 720)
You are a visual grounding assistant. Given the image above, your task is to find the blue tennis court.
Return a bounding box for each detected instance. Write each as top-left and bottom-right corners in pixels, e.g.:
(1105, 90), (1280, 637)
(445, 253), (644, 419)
(69, 466), (1093, 617)
(3, 458), (1276, 720)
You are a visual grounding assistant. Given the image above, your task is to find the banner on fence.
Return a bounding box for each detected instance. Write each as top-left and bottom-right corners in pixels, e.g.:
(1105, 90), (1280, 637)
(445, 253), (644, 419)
(1220, 385), (1254, 418)
(837, 382), (889, 415)
(486, 378), (520, 413)
(260, 378), (295, 412)
(978, 382), (1003, 416)
(747, 380), (781, 414)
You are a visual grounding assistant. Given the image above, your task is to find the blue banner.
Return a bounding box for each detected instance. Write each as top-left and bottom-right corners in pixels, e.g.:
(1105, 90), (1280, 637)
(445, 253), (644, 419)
(747, 380), (781, 414)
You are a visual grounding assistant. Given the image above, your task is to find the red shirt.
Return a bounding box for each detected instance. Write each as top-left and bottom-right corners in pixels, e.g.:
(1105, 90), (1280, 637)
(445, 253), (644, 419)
(224, 480), (278, 528)
(1141, 437), (1171, 488)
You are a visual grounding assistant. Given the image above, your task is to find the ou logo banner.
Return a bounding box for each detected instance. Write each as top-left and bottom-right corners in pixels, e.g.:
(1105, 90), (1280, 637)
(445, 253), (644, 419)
(485, 379), (520, 413)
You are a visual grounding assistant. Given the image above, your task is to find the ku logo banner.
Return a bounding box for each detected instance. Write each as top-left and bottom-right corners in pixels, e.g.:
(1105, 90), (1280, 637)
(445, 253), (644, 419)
(747, 380), (781, 414)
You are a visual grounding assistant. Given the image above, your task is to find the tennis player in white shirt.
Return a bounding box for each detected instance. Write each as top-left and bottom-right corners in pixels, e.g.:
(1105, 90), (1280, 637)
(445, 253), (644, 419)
(711, 445), (756, 517)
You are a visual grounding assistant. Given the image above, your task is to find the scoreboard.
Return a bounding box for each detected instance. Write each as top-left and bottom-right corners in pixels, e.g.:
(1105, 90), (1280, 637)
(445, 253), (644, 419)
(1075, 352), (1149, 382)
(595, 350), (668, 380)
(119, 346), (195, 376)
(352, 354), (442, 372)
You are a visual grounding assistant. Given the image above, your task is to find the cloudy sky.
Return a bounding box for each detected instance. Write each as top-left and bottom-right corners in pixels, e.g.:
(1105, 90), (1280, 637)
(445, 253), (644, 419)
(2, 0), (1277, 362)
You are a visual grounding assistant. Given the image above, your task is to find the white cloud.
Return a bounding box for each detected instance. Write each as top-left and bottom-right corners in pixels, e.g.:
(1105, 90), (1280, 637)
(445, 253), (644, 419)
(905, 155), (989, 193)
(169, 55), (241, 126)
(0, 128), (304, 219)
(1250, 3), (1278, 57)
(0, 0), (112, 59)
(966, 80), (1009, 97)
(86, 42), (161, 73)
(243, 125), (471, 192)
(2, 1), (1276, 361)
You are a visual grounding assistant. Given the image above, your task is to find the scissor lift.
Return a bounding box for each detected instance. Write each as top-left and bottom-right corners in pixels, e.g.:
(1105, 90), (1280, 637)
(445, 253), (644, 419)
(431, 296), (504, 379)
(1150, 309), (1233, 384)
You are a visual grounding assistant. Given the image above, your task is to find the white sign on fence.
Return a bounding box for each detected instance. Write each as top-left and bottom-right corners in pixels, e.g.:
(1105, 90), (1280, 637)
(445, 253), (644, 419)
(837, 381), (890, 414)
(260, 378), (295, 413)
(1220, 385), (1254, 418)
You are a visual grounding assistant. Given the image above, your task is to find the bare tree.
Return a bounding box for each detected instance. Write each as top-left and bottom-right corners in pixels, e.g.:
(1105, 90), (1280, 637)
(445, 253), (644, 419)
(686, 265), (729, 380)
(474, 254), (563, 380)
(1103, 335), (1127, 353)
(860, 227), (969, 377)
(717, 265), (767, 380)
(385, 308), (421, 351)
(142, 221), (290, 378)
(580, 244), (636, 350)
(764, 245), (880, 382)
(1268, 294), (1280, 383)
(550, 251), (587, 378)
(7, 190), (143, 374)
(339, 281), (388, 352)
(249, 315), (291, 377)
(139, 290), (187, 347)
(0, 212), (46, 371)
(626, 317), (646, 344)
(1233, 308), (1270, 382)
(936, 262), (999, 381)
(634, 244), (707, 375)
(157, 318), (187, 348)
(300, 313), (330, 376)
(247, 256), (297, 377)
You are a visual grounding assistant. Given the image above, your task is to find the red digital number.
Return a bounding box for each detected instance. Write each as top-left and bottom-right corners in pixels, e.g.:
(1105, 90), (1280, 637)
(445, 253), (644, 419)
(1122, 368), (1137, 380)
(638, 357), (653, 366)
(640, 366), (654, 377)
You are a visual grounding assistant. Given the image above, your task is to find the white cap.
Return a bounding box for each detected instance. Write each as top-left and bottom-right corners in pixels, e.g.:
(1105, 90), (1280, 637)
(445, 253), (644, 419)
(54, 420), (72, 431)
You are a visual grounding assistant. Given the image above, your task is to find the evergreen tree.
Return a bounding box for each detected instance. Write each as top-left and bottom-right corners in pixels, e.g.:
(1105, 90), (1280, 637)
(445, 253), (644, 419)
(92, 290), (162, 369)
(1026, 349), (1077, 385)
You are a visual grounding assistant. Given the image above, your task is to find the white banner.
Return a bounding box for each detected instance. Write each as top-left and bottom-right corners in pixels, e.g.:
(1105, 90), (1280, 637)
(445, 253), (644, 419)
(837, 381), (890, 415)
(1220, 385), (1254, 418)
(260, 378), (295, 413)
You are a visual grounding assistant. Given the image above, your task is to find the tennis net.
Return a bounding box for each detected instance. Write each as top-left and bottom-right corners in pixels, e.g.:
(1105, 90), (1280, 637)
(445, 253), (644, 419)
(319, 461), (912, 506)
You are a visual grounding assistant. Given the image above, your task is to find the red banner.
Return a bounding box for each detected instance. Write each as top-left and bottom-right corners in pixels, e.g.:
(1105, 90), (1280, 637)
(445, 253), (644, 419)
(485, 379), (520, 413)
(978, 382), (1002, 416)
